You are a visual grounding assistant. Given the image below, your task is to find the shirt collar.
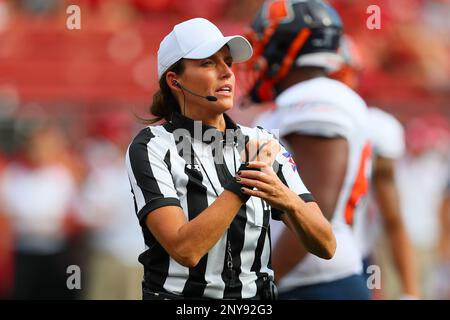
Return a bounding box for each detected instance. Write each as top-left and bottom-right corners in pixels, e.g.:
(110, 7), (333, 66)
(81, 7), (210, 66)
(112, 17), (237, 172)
(170, 112), (239, 145)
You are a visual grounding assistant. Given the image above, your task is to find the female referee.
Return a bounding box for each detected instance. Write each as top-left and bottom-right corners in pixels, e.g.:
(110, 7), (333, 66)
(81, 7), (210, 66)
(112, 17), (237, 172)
(125, 17), (336, 300)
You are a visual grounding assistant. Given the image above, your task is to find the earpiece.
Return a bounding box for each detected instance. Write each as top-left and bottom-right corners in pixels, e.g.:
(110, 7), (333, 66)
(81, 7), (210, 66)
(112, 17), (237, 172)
(172, 79), (181, 88)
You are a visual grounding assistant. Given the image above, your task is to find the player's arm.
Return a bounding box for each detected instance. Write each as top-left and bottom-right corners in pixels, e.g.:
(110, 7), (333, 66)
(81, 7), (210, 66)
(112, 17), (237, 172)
(272, 134), (348, 282)
(373, 155), (419, 297)
(240, 138), (335, 261)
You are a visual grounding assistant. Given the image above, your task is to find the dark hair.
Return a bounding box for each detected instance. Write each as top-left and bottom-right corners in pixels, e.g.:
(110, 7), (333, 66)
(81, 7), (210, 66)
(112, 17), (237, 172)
(144, 60), (185, 125)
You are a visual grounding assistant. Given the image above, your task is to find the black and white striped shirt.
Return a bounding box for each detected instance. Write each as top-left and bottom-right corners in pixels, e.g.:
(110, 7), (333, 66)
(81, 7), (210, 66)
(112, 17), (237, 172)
(126, 112), (313, 299)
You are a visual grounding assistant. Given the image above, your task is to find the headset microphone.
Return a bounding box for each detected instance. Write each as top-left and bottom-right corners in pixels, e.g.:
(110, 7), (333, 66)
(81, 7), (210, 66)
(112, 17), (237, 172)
(173, 80), (218, 102)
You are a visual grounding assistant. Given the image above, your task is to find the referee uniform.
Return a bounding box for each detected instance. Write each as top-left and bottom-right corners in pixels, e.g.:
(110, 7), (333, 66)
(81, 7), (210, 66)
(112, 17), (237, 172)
(126, 111), (314, 299)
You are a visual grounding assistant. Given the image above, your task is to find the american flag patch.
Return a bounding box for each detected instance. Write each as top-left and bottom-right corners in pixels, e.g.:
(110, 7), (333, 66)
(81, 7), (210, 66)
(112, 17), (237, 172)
(282, 151), (297, 172)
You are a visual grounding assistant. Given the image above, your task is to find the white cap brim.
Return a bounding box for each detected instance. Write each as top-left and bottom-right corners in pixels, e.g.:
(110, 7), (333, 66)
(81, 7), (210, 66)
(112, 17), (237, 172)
(184, 35), (253, 63)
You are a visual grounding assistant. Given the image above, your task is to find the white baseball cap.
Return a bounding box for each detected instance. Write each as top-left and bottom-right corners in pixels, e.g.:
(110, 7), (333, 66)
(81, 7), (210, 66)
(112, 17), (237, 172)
(157, 18), (253, 79)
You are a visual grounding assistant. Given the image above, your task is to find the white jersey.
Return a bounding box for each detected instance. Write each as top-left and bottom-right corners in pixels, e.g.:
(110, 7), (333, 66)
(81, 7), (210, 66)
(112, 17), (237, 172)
(368, 108), (405, 159)
(255, 77), (370, 289)
(397, 151), (450, 249)
(353, 108), (405, 258)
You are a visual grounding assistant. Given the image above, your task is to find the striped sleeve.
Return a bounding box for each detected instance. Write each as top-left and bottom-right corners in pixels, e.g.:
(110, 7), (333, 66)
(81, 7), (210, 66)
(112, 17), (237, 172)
(272, 142), (315, 220)
(125, 127), (181, 225)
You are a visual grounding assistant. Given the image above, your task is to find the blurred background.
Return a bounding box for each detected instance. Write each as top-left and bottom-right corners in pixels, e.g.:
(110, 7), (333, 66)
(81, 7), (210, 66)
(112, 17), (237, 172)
(0, 0), (449, 300)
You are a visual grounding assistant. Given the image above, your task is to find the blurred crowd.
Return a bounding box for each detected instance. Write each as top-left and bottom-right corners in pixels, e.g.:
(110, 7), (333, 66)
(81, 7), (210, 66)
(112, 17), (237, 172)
(0, 113), (145, 299)
(0, 0), (449, 299)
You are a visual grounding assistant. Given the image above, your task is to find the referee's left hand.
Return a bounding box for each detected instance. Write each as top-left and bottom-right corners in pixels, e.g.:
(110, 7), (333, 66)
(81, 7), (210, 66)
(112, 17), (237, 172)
(236, 161), (297, 212)
(242, 138), (280, 165)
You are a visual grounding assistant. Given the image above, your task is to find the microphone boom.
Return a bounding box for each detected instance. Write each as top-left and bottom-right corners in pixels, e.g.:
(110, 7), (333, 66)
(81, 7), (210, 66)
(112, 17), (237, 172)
(175, 81), (218, 102)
